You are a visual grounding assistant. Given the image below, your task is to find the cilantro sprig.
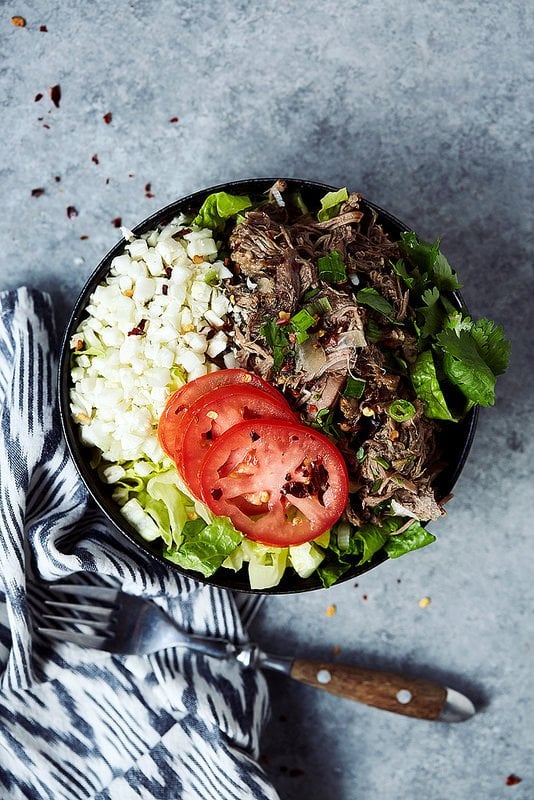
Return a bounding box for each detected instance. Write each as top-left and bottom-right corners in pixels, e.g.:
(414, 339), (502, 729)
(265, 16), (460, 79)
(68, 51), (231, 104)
(394, 232), (510, 417)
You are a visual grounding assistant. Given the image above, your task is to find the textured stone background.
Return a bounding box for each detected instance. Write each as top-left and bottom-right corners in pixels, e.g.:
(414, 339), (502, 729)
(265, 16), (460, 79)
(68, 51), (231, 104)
(1, 2), (533, 798)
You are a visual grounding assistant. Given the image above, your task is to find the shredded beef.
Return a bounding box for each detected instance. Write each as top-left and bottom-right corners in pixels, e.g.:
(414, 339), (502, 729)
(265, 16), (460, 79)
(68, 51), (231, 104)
(225, 183), (444, 524)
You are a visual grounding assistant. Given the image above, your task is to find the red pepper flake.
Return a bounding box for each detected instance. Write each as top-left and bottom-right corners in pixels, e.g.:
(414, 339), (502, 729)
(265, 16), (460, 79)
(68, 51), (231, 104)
(54, 175), (61, 182)
(31, 188), (45, 198)
(162, 284), (168, 296)
(66, 206), (78, 219)
(506, 774), (522, 786)
(80, 235), (89, 240)
(103, 112), (112, 124)
(49, 84), (61, 108)
(40, 24), (48, 32)
(37, 117), (44, 121)
(169, 117), (179, 123)
(34, 93), (43, 102)
(111, 217), (122, 228)
(362, 594), (368, 601)
(144, 183), (151, 193)
(128, 319), (147, 336)
(91, 153), (99, 165)
(42, 124), (50, 129)
(11, 15), (26, 27)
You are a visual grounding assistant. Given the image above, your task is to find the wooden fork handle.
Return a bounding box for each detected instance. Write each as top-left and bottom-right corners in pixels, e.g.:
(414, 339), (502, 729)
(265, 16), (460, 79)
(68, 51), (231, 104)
(290, 659), (447, 720)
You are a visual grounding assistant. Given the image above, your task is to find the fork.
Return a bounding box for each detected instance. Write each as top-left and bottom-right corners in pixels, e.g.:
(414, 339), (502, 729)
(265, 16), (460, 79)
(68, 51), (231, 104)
(37, 583), (475, 723)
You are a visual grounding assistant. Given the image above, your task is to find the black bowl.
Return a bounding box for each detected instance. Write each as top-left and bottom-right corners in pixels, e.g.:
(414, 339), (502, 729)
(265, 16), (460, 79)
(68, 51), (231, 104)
(58, 178), (478, 594)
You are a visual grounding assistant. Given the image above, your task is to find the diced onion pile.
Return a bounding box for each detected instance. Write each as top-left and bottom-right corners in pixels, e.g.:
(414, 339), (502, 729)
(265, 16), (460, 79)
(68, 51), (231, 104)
(70, 217), (236, 464)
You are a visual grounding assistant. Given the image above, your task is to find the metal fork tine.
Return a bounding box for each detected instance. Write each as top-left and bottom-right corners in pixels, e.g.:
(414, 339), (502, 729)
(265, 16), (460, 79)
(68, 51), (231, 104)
(44, 600), (112, 619)
(41, 614), (109, 630)
(37, 628), (109, 649)
(47, 584), (118, 601)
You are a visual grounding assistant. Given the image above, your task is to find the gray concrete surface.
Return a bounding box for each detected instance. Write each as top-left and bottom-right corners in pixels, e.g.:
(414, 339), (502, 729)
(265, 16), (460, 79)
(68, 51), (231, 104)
(1, 1), (533, 798)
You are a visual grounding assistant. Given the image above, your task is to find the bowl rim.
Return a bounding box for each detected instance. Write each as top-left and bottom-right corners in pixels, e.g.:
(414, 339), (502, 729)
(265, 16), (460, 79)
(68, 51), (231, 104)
(58, 177), (478, 594)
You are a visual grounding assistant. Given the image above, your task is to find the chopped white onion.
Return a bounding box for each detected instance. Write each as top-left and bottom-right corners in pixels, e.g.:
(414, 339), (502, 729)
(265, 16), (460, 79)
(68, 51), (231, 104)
(70, 216), (235, 465)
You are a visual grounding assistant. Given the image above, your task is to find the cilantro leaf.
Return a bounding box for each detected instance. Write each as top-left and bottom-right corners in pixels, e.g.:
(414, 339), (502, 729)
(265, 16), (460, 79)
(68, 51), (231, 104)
(435, 328), (497, 406)
(260, 319), (292, 371)
(399, 232), (462, 291)
(312, 407), (340, 440)
(470, 318), (511, 376)
(418, 286), (446, 338)
(390, 258), (414, 288)
(357, 287), (397, 322)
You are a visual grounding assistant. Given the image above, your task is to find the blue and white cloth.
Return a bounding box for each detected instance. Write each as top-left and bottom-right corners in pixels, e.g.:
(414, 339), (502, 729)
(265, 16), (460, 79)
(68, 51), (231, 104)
(0, 288), (279, 799)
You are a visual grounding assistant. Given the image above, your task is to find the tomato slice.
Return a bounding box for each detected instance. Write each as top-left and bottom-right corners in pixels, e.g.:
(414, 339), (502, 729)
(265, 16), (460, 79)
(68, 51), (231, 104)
(158, 368), (292, 457)
(200, 419), (349, 546)
(176, 385), (298, 498)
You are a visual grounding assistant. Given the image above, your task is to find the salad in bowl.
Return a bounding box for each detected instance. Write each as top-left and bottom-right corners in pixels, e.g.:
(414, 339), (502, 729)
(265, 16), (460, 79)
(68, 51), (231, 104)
(61, 179), (509, 592)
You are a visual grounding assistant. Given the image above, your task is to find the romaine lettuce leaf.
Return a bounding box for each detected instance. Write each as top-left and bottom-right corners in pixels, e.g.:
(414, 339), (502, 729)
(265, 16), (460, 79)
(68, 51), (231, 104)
(384, 521), (436, 558)
(240, 540), (289, 590)
(164, 516), (243, 577)
(411, 350), (457, 420)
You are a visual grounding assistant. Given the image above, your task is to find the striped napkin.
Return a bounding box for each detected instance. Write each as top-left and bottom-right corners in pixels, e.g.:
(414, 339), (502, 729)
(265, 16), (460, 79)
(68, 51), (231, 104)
(0, 288), (279, 800)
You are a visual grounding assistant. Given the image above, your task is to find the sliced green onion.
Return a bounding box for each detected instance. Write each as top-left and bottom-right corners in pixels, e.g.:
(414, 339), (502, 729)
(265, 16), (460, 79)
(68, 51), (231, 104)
(317, 250), (348, 285)
(388, 399), (416, 422)
(375, 457), (390, 469)
(306, 296), (332, 316)
(343, 376), (366, 399)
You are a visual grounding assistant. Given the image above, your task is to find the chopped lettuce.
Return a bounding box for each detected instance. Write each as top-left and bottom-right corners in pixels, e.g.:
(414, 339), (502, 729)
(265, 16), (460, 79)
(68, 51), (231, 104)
(289, 541), (326, 579)
(384, 521), (436, 558)
(240, 540), (289, 590)
(192, 192), (252, 230)
(121, 497), (162, 541)
(317, 187), (349, 221)
(318, 516), (436, 587)
(411, 350), (458, 421)
(164, 516), (243, 578)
